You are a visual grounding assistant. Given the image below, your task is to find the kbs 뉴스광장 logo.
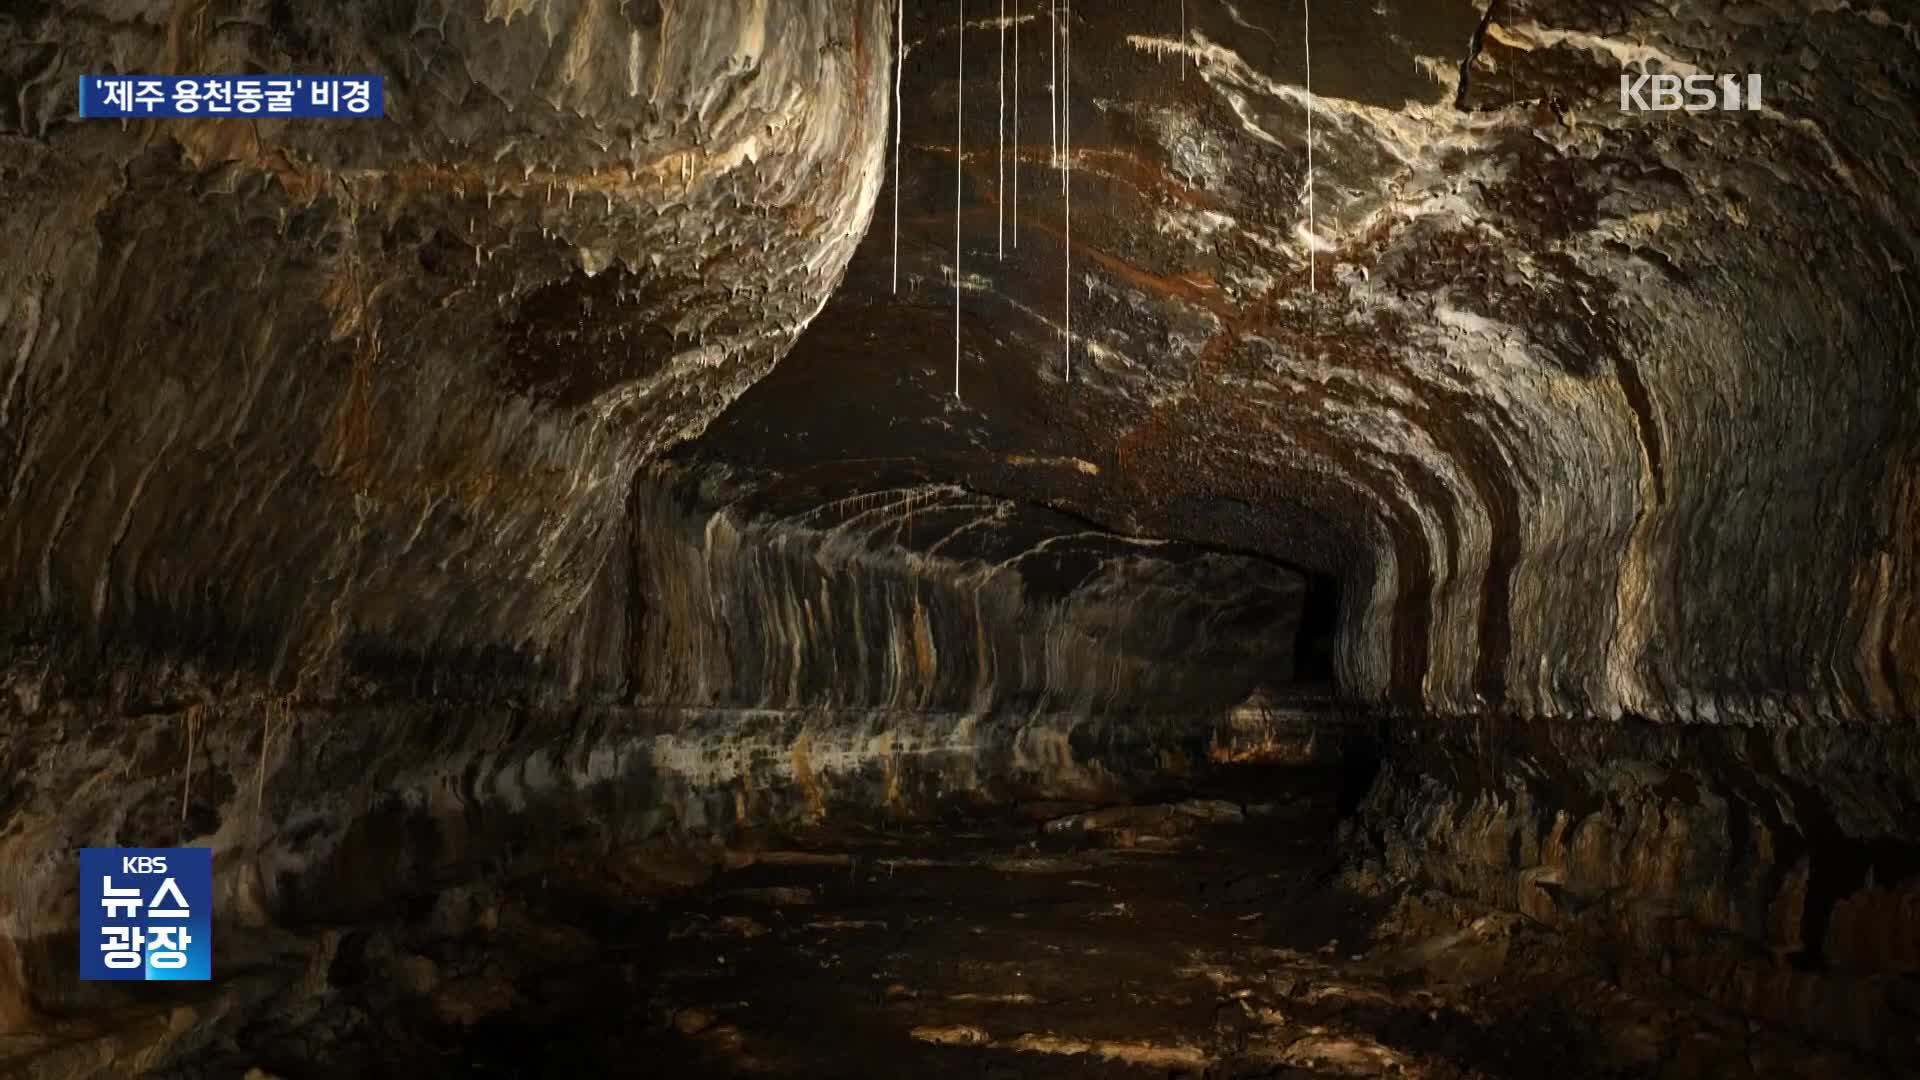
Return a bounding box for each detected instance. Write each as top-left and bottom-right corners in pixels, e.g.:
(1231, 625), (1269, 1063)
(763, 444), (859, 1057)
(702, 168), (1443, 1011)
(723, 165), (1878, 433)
(79, 848), (212, 981)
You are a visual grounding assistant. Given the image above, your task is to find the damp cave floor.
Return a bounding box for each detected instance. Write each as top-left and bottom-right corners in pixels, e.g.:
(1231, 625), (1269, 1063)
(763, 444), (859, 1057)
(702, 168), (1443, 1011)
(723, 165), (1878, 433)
(149, 777), (1883, 1080)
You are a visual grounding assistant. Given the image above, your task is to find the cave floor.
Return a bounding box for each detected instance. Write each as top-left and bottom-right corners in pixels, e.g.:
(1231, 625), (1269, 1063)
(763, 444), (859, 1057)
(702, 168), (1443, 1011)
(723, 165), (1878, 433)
(142, 778), (1878, 1080)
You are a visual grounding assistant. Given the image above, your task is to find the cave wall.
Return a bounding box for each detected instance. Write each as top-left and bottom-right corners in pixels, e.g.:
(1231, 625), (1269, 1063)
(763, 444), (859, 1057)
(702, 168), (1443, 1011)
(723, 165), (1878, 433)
(0, 0), (906, 1040)
(0, 0), (891, 703)
(586, 465), (1303, 714)
(1357, 715), (1920, 1060)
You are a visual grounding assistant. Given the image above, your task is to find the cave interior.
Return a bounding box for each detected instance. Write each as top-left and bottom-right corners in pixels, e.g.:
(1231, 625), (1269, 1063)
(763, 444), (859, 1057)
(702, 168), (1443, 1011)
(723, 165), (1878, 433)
(2, 0), (1919, 1077)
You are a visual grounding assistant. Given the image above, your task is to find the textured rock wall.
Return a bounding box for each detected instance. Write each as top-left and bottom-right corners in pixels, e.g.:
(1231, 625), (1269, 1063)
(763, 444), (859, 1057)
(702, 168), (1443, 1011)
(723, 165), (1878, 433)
(1358, 717), (1920, 1061)
(0, 0), (891, 700)
(585, 465), (1303, 714)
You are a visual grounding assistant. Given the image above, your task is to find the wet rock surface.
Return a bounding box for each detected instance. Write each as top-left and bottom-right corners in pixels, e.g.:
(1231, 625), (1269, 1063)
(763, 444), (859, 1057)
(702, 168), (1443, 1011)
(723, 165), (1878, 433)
(0, 688), (1373, 1044)
(103, 777), (1879, 1079)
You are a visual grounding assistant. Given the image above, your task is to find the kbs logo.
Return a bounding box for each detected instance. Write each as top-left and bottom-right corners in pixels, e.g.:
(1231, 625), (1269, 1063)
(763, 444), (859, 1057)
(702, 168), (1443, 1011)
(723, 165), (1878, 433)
(80, 848), (212, 981)
(1621, 70), (1764, 112)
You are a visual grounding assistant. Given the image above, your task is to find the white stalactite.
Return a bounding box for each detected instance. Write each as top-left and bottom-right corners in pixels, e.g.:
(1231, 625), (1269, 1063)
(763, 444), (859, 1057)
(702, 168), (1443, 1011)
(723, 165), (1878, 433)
(956, 0), (964, 400)
(894, 0), (904, 294)
(1304, 0), (1314, 292)
(1048, 0), (1057, 168)
(1059, 4), (1069, 196)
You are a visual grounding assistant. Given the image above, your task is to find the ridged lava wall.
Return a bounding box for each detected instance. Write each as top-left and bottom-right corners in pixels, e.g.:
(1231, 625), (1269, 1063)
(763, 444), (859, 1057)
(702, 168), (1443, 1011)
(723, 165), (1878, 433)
(603, 466), (1303, 715)
(0, 0), (891, 699)
(1358, 715), (1920, 1061)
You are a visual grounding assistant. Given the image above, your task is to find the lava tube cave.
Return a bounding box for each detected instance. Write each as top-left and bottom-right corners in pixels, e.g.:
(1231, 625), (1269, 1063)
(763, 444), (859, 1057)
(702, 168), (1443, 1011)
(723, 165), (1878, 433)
(2, 1), (1918, 1077)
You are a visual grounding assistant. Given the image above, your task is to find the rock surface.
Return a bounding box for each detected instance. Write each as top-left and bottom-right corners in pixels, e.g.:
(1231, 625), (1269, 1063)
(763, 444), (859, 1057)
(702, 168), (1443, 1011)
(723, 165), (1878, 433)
(690, 0), (1920, 721)
(1, 0), (1918, 1073)
(1357, 714), (1920, 1061)
(1, 0), (892, 701)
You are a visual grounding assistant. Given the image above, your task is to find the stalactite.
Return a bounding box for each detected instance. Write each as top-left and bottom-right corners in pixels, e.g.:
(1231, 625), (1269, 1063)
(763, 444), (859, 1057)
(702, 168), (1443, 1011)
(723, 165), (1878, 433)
(179, 707), (198, 826)
(894, 0), (904, 294)
(955, 0), (964, 400)
(1059, 4), (1069, 197)
(1304, 0), (1315, 292)
(1013, 1), (1020, 246)
(998, 0), (1006, 260)
(1181, 0), (1186, 80)
(1048, 0), (1057, 170)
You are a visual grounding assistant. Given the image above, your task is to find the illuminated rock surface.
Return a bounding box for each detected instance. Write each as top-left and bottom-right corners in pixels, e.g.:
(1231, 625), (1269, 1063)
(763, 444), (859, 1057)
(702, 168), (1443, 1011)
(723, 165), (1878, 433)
(0, 0), (1916, 1074)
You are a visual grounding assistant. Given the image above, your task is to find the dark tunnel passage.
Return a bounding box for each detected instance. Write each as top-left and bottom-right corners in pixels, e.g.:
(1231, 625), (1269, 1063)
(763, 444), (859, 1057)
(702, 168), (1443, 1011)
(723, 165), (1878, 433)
(4, 0), (1920, 1077)
(1291, 577), (1341, 691)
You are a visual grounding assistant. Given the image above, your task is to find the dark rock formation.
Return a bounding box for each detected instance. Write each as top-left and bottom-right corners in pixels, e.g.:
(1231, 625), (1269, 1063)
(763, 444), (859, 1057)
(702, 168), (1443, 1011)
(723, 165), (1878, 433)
(1359, 716), (1920, 1062)
(2, 0), (1917, 1073)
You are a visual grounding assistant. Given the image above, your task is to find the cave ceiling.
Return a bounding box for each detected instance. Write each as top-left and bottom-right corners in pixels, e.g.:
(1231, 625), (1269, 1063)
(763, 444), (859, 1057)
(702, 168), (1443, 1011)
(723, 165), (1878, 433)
(681, 0), (1920, 720)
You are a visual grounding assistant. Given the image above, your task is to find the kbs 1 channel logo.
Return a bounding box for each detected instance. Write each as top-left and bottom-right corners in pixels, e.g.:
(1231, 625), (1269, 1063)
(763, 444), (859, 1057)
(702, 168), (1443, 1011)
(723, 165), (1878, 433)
(1620, 66), (1765, 114)
(80, 848), (213, 982)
